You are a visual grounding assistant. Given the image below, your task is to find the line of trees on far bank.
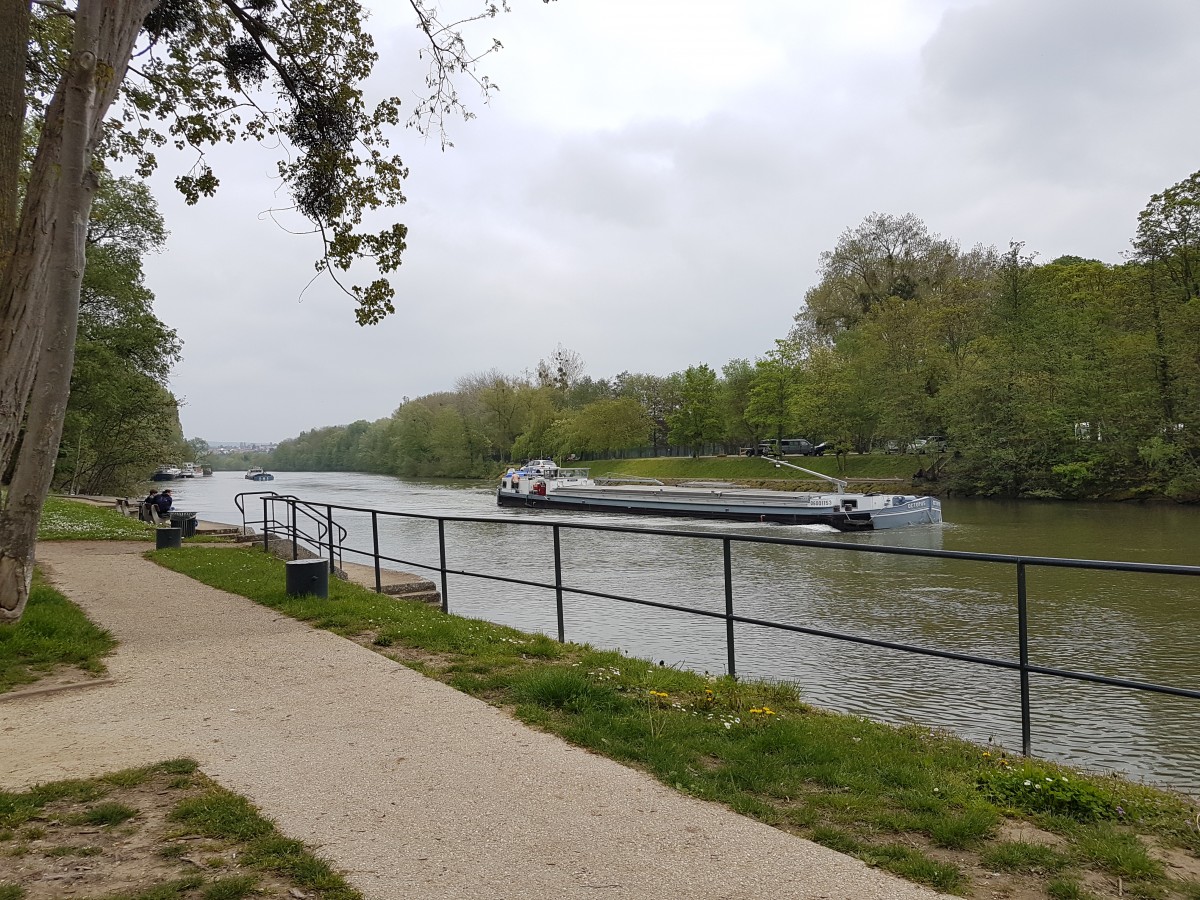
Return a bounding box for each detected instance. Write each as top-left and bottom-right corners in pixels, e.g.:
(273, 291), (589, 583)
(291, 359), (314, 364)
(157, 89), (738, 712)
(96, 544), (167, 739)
(260, 173), (1200, 502)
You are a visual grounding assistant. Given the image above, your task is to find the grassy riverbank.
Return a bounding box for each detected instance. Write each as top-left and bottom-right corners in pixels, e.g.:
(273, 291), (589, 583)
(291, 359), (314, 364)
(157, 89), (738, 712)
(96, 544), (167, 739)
(150, 544), (1200, 900)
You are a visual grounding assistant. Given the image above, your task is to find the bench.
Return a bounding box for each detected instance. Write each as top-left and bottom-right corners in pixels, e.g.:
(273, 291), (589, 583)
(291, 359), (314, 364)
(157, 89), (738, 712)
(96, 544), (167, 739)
(125, 499), (168, 524)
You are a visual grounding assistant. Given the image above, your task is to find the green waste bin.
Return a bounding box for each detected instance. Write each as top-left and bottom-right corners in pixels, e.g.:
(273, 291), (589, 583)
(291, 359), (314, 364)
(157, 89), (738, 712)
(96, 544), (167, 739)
(170, 511), (198, 538)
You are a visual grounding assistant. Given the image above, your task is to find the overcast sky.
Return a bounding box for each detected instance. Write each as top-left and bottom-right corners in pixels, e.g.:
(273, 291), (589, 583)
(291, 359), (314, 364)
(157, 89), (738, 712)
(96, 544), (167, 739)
(138, 0), (1200, 443)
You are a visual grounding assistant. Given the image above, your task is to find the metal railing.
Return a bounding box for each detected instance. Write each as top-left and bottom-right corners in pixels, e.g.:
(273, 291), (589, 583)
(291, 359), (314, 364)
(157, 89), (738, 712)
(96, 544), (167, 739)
(260, 495), (1200, 760)
(235, 491), (348, 572)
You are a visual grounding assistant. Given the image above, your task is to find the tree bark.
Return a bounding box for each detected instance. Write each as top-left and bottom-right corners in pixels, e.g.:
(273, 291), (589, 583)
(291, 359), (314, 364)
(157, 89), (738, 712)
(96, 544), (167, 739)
(0, 0), (156, 619)
(0, 86), (63, 477)
(0, 0), (30, 269)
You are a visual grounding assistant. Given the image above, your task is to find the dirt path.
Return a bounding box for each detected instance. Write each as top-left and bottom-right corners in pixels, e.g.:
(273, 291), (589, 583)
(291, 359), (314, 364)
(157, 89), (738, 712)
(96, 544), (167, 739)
(0, 541), (945, 899)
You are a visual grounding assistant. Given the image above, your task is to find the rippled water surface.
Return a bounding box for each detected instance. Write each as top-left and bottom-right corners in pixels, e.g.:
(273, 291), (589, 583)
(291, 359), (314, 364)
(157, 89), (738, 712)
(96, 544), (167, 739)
(167, 472), (1200, 795)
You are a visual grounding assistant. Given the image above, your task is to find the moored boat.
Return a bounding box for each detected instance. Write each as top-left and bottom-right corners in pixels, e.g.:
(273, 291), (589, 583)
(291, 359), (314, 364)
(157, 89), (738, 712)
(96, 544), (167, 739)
(245, 466), (275, 481)
(179, 462), (197, 478)
(151, 465), (181, 481)
(497, 459), (941, 531)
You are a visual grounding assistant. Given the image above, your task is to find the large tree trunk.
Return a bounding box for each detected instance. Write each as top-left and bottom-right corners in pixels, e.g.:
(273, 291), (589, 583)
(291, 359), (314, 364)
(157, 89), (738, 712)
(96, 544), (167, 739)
(0, 0), (154, 620)
(0, 87), (64, 477)
(0, 0), (42, 475)
(0, 0), (29, 266)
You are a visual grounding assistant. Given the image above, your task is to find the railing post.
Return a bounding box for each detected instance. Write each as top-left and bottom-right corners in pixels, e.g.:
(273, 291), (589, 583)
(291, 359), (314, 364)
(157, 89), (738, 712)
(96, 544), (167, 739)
(553, 525), (565, 643)
(290, 500), (298, 560)
(326, 505), (335, 574)
(261, 497), (269, 552)
(438, 518), (449, 613)
(1017, 561), (1032, 757)
(364, 511), (379, 595)
(724, 538), (736, 679)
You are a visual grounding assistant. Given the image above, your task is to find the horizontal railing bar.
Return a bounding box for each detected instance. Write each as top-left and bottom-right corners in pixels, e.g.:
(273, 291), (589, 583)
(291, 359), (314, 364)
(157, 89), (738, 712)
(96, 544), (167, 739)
(719, 610), (1200, 699)
(262, 496), (348, 543)
(327, 537), (1200, 703)
(339, 545), (440, 577)
(263, 498), (1200, 578)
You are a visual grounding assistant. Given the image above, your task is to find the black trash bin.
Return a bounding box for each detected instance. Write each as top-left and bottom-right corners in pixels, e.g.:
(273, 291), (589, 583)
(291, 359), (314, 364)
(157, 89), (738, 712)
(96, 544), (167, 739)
(170, 511), (198, 538)
(155, 527), (182, 550)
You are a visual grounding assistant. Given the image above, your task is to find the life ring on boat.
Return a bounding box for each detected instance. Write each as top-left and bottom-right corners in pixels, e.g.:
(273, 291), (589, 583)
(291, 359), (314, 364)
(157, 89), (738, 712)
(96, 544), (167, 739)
(532, 480), (547, 496)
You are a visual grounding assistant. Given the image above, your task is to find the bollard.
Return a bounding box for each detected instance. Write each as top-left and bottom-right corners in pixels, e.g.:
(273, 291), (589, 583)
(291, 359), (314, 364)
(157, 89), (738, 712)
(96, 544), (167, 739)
(155, 527), (182, 550)
(285, 558), (329, 599)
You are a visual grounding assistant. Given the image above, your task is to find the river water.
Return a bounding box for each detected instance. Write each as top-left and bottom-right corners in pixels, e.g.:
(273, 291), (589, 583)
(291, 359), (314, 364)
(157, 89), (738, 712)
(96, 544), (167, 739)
(164, 471), (1200, 795)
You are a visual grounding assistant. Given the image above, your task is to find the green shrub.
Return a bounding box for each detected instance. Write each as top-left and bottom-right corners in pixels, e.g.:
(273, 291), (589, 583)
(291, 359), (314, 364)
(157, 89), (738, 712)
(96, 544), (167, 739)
(977, 765), (1116, 822)
(1165, 471), (1200, 501)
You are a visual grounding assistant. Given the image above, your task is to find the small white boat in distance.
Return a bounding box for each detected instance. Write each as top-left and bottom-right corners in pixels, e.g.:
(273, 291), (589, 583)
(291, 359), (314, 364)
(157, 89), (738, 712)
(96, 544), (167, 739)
(151, 465), (180, 482)
(179, 462), (197, 478)
(497, 459), (941, 531)
(245, 466), (275, 481)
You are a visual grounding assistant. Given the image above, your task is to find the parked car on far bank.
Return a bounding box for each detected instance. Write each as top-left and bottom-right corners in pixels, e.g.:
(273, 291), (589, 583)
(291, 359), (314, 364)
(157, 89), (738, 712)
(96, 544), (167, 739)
(925, 435), (948, 453)
(910, 436), (949, 454)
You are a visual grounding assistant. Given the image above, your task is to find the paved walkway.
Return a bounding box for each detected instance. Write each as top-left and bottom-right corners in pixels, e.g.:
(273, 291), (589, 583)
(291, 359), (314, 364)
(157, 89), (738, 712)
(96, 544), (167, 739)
(0, 541), (944, 900)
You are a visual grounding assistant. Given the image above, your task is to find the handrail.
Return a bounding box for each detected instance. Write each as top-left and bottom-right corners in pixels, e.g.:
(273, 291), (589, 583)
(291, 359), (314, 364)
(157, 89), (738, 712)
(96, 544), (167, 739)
(257, 494), (1200, 774)
(234, 491), (347, 569)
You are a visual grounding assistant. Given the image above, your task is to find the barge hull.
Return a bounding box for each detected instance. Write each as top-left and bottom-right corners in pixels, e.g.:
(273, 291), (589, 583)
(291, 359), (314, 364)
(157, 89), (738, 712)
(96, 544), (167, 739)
(496, 490), (940, 531)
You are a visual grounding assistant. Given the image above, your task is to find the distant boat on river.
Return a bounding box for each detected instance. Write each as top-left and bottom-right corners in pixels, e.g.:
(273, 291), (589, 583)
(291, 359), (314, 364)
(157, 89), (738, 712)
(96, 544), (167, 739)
(245, 466), (275, 481)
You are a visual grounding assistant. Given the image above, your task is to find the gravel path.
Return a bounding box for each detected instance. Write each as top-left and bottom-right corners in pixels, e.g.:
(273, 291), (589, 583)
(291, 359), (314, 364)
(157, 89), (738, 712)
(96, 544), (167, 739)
(0, 541), (945, 899)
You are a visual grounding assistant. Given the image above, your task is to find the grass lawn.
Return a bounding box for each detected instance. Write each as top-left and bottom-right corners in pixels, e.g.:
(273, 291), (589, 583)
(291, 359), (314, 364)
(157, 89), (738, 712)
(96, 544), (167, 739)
(37, 496), (154, 541)
(151, 544), (1200, 899)
(0, 495), (159, 694)
(0, 759), (361, 899)
(0, 572), (116, 693)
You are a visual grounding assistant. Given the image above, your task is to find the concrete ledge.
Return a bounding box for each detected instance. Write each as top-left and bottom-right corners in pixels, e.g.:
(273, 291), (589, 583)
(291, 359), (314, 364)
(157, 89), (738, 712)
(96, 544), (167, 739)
(254, 537), (442, 605)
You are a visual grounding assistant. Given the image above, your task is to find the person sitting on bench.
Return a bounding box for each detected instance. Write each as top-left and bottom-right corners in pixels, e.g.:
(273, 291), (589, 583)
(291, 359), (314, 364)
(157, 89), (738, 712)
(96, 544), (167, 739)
(141, 490), (160, 522)
(154, 489), (174, 520)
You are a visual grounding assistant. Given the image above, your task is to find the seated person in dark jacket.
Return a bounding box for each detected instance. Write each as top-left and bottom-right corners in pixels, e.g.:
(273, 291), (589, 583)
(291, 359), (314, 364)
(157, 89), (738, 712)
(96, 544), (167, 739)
(154, 489), (174, 517)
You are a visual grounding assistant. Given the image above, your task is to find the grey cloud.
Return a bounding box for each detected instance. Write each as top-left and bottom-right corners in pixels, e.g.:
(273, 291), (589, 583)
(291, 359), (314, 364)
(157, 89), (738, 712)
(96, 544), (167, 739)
(919, 0), (1200, 182)
(525, 133), (673, 227)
